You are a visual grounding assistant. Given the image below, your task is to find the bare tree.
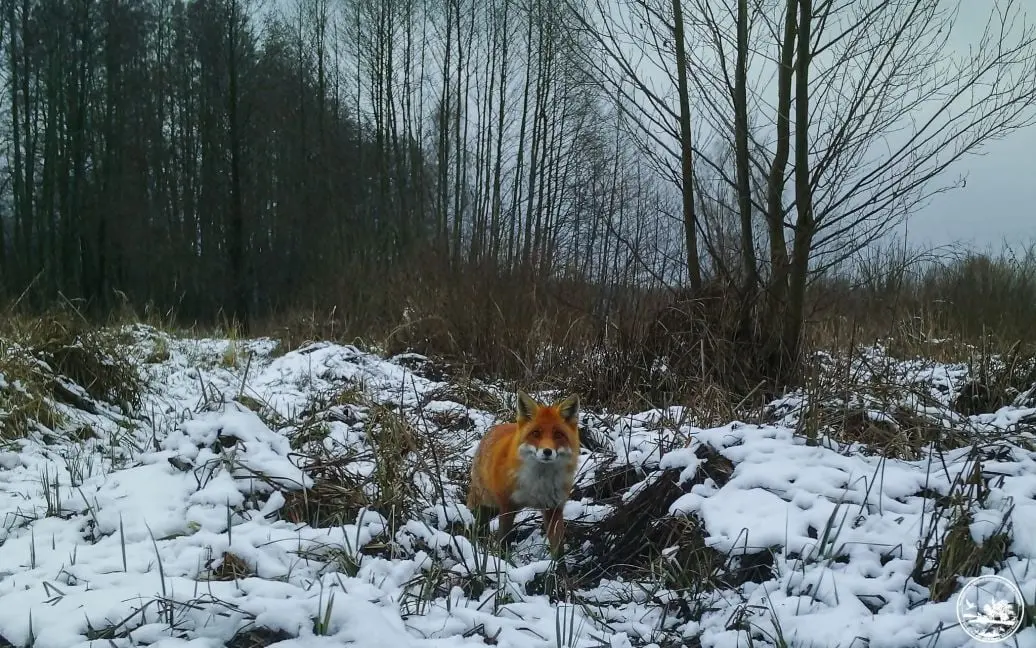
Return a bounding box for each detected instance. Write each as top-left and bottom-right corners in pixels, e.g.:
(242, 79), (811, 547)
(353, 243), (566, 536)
(562, 0), (705, 290)
(566, 0), (1036, 375)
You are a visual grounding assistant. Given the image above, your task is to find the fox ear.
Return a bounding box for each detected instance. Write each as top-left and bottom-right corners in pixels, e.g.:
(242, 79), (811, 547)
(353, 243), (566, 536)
(516, 391), (539, 423)
(555, 394), (579, 426)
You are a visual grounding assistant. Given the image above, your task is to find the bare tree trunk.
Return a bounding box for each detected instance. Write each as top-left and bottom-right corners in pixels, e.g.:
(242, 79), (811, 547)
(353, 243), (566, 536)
(733, 0), (758, 300)
(449, 0), (469, 265)
(521, 2), (546, 269)
(507, 7), (534, 268)
(764, 0), (796, 333)
(783, 0), (813, 375)
(488, 0), (510, 261)
(227, 0), (249, 331)
(7, 0), (24, 290)
(436, 3), (453, 250)
(671, 0), (701, 291)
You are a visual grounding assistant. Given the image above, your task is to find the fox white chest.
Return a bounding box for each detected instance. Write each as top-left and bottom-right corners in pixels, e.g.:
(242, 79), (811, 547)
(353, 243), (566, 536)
(510, 457), (573, 510)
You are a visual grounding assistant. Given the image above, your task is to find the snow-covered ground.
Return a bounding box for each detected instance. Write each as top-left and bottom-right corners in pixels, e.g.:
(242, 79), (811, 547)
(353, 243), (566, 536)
(0, 325), (1034, 648)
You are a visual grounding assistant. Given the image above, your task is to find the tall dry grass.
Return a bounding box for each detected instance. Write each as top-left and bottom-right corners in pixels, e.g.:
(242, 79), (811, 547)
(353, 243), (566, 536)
(6, 240), (1034, 414)
(249, 240), (1036, 414)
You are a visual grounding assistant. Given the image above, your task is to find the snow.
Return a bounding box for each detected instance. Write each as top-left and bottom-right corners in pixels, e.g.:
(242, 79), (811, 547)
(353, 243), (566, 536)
(0, 324), (1034, 647)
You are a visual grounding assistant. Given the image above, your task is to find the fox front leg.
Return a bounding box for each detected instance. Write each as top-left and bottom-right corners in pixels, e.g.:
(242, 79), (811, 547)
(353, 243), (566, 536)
(542, 507), (565, 556)
(495, 506), (517, 546)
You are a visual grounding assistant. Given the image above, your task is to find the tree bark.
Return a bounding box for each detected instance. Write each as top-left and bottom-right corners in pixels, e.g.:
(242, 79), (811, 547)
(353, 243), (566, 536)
(672, 0), (701, 291)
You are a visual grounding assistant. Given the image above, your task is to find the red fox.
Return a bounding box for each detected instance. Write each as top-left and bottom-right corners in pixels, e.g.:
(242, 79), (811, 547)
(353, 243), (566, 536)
(467, 391), (580, 555)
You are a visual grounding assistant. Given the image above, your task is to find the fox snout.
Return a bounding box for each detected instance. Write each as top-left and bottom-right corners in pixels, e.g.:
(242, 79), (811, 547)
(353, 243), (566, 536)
(520, 443), (571, 463)
(534, 446), (560, 462)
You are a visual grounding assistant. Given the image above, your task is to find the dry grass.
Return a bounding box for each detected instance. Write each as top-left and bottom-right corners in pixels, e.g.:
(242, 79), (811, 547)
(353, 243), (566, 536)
(4, 310), (143, 405)
(281, 386), (465, 534)
(788, 372), (974, 460)
(246, 241), (1036, 426)
(205, 552), (256, 581)
(912, 451), (1014, 603)
(1, 308), (143, 440)
(3, 240), (1036, 644)
(421, 375), (510, 419)
(771, 312), (1036, 458)
(0, 341), (63, 437)
(225, 628), (293, 648)
(237, 244), (1036, 627)
(812, 242), (1036, 350)
(829, 407), (961, 459)
(562, 444), (744, 624)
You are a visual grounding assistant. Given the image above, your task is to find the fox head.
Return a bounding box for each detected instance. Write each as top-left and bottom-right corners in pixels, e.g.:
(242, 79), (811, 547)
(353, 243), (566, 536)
(515, 391), (580, 464)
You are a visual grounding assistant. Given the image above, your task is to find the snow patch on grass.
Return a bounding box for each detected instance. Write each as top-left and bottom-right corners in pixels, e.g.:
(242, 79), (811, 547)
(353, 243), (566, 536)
(0, 324), (1034, 647)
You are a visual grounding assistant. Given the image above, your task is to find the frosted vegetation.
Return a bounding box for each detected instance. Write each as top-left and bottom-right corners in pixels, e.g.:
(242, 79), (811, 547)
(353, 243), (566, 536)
(1, 320), (1034, 648)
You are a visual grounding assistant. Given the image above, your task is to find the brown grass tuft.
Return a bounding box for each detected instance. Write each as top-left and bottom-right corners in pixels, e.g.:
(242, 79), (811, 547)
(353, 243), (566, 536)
(226, 628), (293, 648)
(0, 343), (63, 438)
(912, 454), (1013, 602)
(205, 552), (256, 581)
(570, 443), (735, 584)
(813, 405), (968, 460)
(0, 308), (143, 435)
(281, 392), (455, 531)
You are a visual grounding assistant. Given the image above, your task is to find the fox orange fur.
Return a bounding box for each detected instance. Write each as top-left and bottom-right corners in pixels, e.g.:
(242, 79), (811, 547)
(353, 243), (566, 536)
(467, 391), (580, 555)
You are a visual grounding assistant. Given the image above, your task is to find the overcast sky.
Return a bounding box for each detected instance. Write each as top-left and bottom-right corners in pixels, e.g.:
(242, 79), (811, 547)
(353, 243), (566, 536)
(897, 2), (1036, 251)
(904, 115), (1036, 250)
(264, 0), (1034, 253)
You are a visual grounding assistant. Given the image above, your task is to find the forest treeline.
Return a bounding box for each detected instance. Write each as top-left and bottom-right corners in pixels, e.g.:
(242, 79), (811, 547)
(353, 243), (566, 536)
(1, 0), (1035, 396)
(0, 0), (673, 322)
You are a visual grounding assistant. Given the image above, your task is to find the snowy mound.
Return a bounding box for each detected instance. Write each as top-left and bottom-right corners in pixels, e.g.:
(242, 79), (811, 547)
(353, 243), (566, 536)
(0, 324), (1034, 648)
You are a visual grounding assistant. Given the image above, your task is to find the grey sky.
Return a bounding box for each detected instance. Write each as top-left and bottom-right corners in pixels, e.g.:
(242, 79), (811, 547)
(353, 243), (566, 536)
(906, 125), (1036, 250)
(899, 2), (1036, 250)
(607, 0), (1036, 258)
(265, 0), (1034, 253)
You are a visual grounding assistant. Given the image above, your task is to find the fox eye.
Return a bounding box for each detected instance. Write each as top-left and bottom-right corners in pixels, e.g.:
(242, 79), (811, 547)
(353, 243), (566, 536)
(553, 430), (565, 443)
(529, 429), (542, 439)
